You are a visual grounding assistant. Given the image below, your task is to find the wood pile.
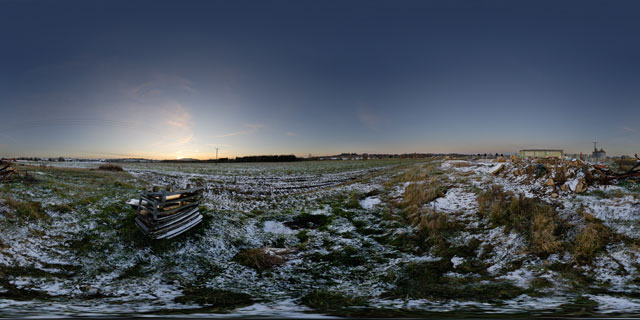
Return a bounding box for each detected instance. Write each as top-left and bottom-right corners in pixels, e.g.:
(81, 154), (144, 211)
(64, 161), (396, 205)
(0, 160), (18, 182)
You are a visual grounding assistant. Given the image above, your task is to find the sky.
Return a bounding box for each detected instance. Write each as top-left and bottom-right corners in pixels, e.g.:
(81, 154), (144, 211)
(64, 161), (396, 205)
(1, 0), (640, 159)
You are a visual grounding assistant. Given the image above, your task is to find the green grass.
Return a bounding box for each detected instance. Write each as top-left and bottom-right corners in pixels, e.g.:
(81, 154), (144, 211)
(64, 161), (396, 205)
(301, 290), (367, 311)
(2, 198), (49, 221)
(385, 259), (526, 302)
(174, 287), (253, 309)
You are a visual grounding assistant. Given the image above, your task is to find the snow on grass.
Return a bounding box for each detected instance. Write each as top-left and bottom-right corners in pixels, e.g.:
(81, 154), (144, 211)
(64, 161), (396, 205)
(501, 295), (566, 311)
(587, 295), (640, 313)
(580, 195), (640, 238)
(432, 187), (477, 214)
(485, 227), (527, 275)
(3, 158), (640, 316)
(498, 266), (535, 288)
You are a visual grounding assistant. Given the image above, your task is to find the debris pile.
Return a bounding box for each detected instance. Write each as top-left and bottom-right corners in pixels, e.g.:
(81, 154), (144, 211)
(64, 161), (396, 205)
(133, 188), (204, 239)
(497, 157), (640, 196)
(0, 159), (18, 182)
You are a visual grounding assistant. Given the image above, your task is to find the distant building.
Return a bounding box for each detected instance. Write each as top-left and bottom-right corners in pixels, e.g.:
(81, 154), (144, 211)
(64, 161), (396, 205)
(592, 148), (606, 160)
(519, 149), (563, 158)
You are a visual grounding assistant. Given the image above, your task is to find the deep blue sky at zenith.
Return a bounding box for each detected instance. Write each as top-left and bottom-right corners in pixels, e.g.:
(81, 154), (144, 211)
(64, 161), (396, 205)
(1, 0), (639, 159)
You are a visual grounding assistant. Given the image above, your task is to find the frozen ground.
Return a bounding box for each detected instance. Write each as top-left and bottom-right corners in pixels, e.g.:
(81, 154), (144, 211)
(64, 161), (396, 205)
(0, 158), (639, 317)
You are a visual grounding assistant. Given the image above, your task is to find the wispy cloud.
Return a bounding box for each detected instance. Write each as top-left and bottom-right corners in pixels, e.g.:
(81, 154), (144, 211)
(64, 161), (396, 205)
(127, 73), (196, 103)
(622, 126), (636, 133)
(244, 123), (265, 130)
(357, 107), (385, 130)
(215, 124), (264, 138)
(286, 131), (296, 136)
(207, 143), (232, 147)
(216, 130), (249, 138)
(151, 102), (195, 148)
(165, 102), (192, 130)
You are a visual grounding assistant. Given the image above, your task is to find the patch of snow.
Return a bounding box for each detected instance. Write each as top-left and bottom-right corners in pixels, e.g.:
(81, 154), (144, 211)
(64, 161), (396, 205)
(359, 197), (381, 210)
(451, 256), (464, 268)
(499, 267), (534, 288)
(263, 221), (295, 235)
(432, 187), (477, 214)
(502, 294), (566, 310)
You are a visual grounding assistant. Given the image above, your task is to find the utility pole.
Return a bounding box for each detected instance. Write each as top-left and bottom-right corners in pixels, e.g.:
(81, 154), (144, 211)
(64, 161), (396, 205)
(215, 148), (219, 160)
(593, 141), (598, 152)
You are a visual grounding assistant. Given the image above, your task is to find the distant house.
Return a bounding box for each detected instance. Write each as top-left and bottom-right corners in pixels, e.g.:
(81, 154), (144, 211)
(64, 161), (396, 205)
(519, 149), (563, 158)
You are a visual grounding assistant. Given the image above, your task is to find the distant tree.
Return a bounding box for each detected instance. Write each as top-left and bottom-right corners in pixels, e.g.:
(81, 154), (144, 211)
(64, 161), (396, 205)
(58, 157), (65, 162)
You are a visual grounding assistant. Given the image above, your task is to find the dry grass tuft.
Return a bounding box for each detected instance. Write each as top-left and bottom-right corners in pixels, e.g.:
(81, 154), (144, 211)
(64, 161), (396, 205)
(4, 198), (49, 221)
(573, 223), (611, 264)
(408, 207), (457, 235)
(572, 208), (612, 264)
(233, 248), (290, 272)
(477, 185), (564, 257)
(401, 167), (429, 182)
(530, 209), (563, 255)
(403, 181), (444, 208)
(450, 161), (472, 168)
(616, 158), (638, 172)
(384, 164), (439, 188)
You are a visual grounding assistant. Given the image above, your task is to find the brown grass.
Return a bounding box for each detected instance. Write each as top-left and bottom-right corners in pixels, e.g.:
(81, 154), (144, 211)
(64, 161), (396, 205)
(572, 208), (613, 264)
(450, 161), (472, 168)
(616, 158), (638, 172)
(233, 248), (288, 272)
(530, 209), (563, 255)
(477, 185), (564, 257)
(573, 223), (611, 264)
(384, 163), (438, 188)
(408, 207), (457, 235)
(403, 181), (444, 208)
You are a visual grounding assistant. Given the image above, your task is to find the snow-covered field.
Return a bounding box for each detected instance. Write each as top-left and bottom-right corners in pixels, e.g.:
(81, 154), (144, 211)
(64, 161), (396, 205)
(0, 158), (639, 317)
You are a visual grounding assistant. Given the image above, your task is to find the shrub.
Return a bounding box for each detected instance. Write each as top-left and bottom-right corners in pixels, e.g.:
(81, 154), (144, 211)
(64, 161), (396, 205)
(284, 213), (331, 229)
(98, 164), (123, 172)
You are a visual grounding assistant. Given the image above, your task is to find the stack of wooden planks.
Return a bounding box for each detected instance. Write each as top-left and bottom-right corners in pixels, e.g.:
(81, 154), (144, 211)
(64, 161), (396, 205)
(134, 188), (204, 239)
